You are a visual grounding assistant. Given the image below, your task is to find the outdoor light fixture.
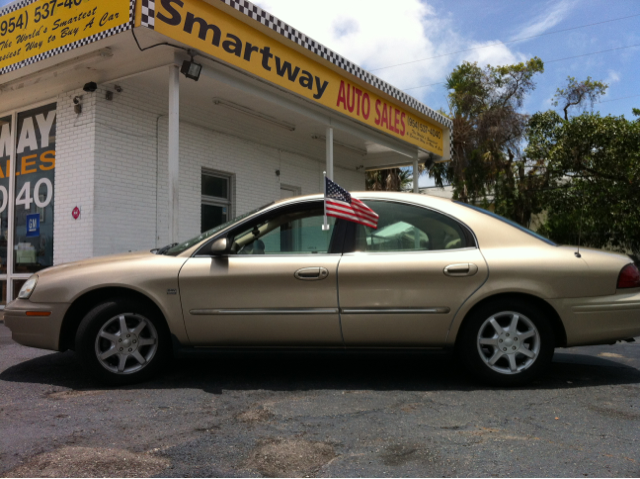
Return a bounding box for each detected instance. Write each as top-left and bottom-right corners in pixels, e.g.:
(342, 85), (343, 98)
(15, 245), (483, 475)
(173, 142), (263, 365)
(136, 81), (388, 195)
(181, 59), (202, 81)
(311, 135), (367, 156)
(212, 98), (296, 131)
(72, 96), (83, 114)
(83, 82), (98, 92)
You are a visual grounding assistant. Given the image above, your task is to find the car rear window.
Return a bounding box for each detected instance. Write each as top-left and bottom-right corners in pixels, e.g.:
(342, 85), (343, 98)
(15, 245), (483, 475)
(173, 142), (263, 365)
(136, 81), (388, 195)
(455, 202), (557, 246)
(354, 200), (472, 252)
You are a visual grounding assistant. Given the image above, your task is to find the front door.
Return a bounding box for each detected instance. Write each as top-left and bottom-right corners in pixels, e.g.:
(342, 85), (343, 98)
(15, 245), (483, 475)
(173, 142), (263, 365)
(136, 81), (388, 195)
(338, 200), (488, 347)
(179, 202), (345, 346)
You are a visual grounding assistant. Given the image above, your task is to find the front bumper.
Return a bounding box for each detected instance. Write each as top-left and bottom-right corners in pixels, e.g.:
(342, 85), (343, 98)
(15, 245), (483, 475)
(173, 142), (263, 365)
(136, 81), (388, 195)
(553, 289), (640, 347)
(3, 299), (70, 351)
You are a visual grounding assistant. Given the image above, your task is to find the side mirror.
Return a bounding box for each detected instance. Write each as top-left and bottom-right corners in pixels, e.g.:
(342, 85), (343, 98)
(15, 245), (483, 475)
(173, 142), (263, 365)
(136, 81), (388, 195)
(210, 237), (229, 255)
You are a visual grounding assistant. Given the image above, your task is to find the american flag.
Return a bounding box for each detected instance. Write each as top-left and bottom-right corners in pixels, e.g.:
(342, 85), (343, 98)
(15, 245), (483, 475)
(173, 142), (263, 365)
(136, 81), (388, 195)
(325, 177), (378, 229)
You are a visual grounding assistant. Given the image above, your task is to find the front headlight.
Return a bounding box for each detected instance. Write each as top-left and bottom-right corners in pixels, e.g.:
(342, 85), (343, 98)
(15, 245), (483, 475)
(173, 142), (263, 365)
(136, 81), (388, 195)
(18, 275), (38, 299)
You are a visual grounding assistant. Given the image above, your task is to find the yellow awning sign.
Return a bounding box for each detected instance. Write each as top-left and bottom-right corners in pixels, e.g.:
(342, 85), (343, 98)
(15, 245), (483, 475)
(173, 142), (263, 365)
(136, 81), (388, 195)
(0, 0), (134, 75)
(141, 0), (445, 156)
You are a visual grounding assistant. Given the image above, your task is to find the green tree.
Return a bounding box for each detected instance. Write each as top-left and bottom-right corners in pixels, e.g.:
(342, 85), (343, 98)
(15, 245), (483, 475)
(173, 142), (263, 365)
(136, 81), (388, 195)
(366, 168), (413, 191)
(552, 76), (608, 120)
(527, 110), (640, 256)
(431, 57), (547, 225)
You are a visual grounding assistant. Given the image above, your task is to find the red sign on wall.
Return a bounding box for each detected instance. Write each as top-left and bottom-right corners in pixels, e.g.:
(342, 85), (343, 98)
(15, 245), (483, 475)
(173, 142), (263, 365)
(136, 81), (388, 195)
(72, 207), (80, 220)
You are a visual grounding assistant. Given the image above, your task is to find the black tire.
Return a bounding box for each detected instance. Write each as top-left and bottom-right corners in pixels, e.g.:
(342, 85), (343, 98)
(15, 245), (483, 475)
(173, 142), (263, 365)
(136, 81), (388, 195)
(75, 298), (171, 386)
(457, 299), (555, 386)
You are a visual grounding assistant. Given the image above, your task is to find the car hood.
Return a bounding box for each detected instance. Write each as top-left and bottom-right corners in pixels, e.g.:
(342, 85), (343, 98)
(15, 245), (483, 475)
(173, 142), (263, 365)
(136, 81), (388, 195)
(30, 251), (190, 303)
(36, 251), (158, 278)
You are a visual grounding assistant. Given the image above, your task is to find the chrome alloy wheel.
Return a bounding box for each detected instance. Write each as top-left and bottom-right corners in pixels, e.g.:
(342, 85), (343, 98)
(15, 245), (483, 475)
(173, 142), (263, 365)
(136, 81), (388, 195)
(94, 313), (158, 375)
(476, 311), (541, 375)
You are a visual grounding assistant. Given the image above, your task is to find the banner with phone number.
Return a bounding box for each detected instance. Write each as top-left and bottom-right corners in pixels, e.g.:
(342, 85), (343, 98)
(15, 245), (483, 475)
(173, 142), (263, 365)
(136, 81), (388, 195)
(0, 0), (134, 75)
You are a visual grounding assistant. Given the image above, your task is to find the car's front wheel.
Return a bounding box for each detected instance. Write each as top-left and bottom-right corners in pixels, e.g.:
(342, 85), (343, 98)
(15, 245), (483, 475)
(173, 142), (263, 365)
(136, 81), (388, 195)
(75, 298), (171, 385)
(458, 299), (555, 386)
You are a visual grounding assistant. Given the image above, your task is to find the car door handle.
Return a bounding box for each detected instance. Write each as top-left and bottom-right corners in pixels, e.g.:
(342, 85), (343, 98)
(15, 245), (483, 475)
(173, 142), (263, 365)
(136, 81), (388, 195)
(443, 263), (478, 277)
(294, 267), (329, 281)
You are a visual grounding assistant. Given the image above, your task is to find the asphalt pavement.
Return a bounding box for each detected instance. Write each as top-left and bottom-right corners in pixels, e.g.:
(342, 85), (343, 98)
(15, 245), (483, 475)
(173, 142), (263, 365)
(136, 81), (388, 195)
(1, 323), (639, 477)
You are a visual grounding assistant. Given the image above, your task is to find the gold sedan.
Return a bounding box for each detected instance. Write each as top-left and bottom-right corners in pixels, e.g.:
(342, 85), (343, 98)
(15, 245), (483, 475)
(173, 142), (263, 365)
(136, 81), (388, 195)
(4, 192), (640, 386)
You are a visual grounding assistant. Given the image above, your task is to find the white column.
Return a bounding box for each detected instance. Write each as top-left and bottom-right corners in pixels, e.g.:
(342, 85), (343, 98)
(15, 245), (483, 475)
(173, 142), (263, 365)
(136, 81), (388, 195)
(168, 64), (180, 244)
(7, 111), (17, 300)
(326, 126), (334, 181)
(413, 155), (420, 248)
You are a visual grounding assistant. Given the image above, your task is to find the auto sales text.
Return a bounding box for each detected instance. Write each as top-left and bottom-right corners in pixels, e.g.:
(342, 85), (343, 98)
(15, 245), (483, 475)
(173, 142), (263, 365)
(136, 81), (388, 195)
(336, 80), (406, 136)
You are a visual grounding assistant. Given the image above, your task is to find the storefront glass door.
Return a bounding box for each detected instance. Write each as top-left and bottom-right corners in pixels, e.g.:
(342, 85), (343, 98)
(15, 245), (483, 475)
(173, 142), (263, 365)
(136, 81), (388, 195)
(0, 103), (56, 306)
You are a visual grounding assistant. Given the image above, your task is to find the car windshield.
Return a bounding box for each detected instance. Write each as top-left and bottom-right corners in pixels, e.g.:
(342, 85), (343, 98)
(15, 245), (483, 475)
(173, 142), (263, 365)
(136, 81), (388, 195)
(455, 202), (557, 246)
(163, 202), (274, 256)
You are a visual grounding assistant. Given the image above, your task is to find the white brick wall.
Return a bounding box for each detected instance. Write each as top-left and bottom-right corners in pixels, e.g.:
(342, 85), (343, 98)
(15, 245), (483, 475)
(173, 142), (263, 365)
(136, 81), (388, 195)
(93, 86), (163, 256)
(54, 81), (365, 262)
(53, 89), (97, 265)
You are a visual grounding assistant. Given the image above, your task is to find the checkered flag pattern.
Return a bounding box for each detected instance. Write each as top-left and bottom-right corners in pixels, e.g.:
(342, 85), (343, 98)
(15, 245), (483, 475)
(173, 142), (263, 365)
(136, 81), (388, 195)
(0, 0), (135, 76)
(141, 0), (155, 29)
(0, 0), (32, 16)
(217, 0), (453, 155)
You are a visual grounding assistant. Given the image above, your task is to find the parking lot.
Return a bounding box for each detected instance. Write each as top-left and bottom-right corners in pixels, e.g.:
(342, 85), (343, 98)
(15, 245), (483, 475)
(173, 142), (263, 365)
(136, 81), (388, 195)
(1, 323), (639, 477)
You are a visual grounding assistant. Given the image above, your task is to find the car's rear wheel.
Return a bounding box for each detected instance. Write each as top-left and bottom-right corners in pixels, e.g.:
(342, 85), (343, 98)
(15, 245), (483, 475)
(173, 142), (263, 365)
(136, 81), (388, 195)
(458, 299), (555, 386)
(75, 298), (171, 385)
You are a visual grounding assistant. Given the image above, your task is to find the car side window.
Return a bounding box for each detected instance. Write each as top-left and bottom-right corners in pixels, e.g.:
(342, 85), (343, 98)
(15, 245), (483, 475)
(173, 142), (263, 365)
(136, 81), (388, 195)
(232, 206), (337, 255)
(353, 201), (468, 252)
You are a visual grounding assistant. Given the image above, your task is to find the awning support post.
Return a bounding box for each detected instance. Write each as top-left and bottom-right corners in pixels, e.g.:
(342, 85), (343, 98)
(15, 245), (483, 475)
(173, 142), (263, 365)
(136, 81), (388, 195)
(168, 64), (180, 244)
(413, 154), (421, 248)
(326, 127), (334, 181)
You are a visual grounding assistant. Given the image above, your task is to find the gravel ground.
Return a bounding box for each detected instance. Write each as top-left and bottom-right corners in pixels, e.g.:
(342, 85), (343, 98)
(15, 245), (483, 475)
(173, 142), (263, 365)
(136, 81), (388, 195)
(1, 323), (639, 477)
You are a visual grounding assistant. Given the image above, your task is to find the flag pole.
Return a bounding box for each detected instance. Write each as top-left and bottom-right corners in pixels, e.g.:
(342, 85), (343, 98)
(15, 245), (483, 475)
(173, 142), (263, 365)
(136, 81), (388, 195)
(322, 171), (330, 231)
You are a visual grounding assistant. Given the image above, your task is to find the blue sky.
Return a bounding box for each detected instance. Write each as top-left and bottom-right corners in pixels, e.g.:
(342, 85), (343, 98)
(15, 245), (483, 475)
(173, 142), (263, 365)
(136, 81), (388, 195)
(252, 0), (639, 186)
(253, 0), (639, 121)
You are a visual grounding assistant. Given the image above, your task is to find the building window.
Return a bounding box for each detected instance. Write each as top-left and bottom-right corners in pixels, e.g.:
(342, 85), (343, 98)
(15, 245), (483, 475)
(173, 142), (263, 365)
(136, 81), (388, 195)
(0, 102), (56, 305)
(201, 171), (232, 233)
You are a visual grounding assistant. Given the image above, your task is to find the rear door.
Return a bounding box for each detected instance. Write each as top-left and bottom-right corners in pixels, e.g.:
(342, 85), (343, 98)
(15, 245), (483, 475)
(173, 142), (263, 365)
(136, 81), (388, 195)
(338, 200), (488, 347)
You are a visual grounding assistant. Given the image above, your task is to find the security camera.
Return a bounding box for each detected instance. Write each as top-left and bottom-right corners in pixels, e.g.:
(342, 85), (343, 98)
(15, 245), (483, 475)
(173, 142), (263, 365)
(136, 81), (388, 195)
(83, 82), (98, 92)
(73, 96), (82, 105)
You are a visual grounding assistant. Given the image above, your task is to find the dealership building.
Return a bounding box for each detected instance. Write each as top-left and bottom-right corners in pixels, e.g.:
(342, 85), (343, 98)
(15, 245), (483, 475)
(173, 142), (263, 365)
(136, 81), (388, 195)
(0, 0), (452, 304)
